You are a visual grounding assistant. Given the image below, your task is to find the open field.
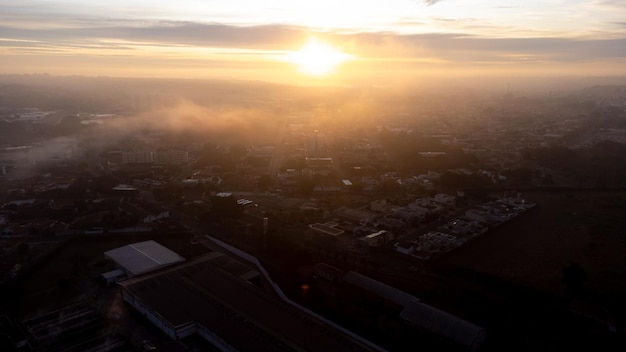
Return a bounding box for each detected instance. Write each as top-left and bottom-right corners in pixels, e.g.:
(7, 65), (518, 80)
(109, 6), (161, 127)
(436, 191), (626, 296)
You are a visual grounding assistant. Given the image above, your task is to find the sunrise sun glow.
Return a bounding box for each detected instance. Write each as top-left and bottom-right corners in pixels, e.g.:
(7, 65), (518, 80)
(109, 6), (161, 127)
(288, 38), (353, 76)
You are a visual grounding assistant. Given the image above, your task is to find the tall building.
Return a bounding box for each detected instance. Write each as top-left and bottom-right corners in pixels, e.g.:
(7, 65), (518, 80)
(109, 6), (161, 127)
(307, 129), (326, 157)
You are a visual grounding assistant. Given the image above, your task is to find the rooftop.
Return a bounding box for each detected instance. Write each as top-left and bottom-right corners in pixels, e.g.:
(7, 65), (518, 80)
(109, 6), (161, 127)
(344, 271), (418, 308)
(310, 223), (345, 237)
(104, 240), (185, 277)
(119, 253), (381, 352)
(400, 300), (486, 351)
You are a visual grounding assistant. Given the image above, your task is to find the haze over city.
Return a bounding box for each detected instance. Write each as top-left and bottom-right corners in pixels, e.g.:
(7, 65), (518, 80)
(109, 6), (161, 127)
(1, 1), (626, 352)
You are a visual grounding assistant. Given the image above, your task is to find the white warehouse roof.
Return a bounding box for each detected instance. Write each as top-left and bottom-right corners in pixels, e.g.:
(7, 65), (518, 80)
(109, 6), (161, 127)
(104, 240), (185, 277)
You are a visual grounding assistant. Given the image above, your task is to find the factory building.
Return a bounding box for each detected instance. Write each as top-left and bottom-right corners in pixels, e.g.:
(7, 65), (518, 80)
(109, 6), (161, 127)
(115, 243), (383, 352)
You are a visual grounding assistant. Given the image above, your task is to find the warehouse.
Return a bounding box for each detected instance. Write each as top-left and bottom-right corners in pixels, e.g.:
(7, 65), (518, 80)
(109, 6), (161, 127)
(104, 240), (185, 277)
(118, 252), (382, 352)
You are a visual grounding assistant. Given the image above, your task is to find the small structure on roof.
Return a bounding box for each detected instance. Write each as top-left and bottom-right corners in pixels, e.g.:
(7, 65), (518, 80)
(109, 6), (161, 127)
(104, 240), (185, 277)
(101, 269), (126, 285)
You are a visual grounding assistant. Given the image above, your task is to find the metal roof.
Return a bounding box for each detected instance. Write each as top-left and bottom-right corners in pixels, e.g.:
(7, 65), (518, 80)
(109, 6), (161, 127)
(119, 254), (383, 352)
(344, 271), (418, 308)
(101, 269), (125, 280)
(400, 300), (486, 351)
(104, 240), (185, 277)
(310, 223), (345, 236)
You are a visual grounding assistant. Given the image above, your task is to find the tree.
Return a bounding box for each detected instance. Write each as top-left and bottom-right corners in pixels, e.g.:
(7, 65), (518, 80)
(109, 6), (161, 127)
(211, 194), (241, 221)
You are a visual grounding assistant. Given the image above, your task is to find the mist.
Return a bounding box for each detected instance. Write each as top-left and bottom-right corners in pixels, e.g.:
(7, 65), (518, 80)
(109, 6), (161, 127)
(86, 100), (281, 148)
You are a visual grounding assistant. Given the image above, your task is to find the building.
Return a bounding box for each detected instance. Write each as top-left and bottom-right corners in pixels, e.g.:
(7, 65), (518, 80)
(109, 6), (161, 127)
(0, 146), (30, 175)
(344, 271), (418, 309)
(394, 241), (415, 255)
(309, 221), (345, 238)
(370, 199), (391, 213)
(335, 207), (378, 225)
(313, 262), (345, 284)
(315, 264), (487, 351)
(305, 157), (334, 175)
(400, 300), (487, 352)
(122, 150), (189, 164)
(307, 130), (326, 156)
(112, 184), (139, 196)
(20, 302), (126, 351)
(104, 240), (185, 277)
(153, 150), (189, 164)
(118, 200), (170, 223)
(358, 230), (393, 248)
(118, 252), (383, 352)
(122, 151), (154, 164)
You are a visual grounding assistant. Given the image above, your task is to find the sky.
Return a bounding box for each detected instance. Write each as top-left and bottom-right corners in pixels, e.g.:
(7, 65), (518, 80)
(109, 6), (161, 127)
(1, 0), (626, 83)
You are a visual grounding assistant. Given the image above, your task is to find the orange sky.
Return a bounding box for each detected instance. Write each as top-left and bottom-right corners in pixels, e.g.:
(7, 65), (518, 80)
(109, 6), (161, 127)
(1, 1), (626, 83)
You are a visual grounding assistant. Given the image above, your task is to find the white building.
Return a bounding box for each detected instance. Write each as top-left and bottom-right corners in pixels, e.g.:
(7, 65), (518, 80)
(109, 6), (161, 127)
(394, 241), (415, 255)
(104, 240), (185, 277)
(358, 230), (393, 248)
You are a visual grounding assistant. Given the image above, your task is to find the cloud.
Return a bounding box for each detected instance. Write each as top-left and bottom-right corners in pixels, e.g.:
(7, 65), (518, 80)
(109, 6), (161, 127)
(1, 15), (626, 78)
(3, 19), (625, 63)
(2, 23), (625, 70)
(596, 0), (626, 9)
(0, 21), (306, 49)
(422, 0), (442, 6)
(326, 30), (626, 64)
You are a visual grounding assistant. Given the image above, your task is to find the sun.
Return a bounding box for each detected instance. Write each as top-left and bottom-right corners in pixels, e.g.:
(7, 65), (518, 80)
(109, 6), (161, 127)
(288, 38), (352, 76)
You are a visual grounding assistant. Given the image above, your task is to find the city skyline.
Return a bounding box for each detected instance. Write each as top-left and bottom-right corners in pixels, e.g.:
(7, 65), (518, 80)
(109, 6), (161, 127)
(1, 0), (626, 83)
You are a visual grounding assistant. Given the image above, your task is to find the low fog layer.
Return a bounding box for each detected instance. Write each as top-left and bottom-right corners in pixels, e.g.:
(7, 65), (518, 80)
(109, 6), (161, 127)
(87, 100), (281, 147)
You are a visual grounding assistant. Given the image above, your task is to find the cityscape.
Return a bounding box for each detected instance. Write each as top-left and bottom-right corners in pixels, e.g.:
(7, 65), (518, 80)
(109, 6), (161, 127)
(2, 1), (626, 352)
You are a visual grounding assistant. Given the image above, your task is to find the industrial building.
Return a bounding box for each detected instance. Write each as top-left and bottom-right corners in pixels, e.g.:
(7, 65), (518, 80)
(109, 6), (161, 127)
(20, 301), (126, 352)
(400, 300), (487, 352)
(117, 248), (383, 352)
(313, 263), (487, 351)
(104, 240), (185, 277)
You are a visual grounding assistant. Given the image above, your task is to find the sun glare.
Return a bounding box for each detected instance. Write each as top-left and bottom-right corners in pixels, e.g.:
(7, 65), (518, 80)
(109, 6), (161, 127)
(288, 38), (352, 76)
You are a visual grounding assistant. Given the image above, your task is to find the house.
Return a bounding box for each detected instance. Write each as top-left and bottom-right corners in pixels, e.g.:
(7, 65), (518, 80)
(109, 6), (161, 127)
(358, 230), (393, 248)
(394, 241), (414, 255)
(370, 199), (391, 213)
(391, 208), (422, 223)
(118, 200), (169, 224)
(432, 193), (455, 207)
(405, 204), (432, 221)
(309, 221), (345, 238)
